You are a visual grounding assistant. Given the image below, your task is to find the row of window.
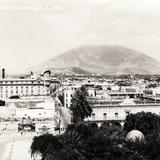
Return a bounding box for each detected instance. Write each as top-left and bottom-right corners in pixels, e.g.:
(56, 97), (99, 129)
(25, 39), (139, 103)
(91, 111), (130, 120)
(0, 89), (41, 93)
(0, 86), (41, 89)
(0, 92), (46, 98)
(91, 113), (108, 120)
(0, 81), (42, 84)
(0, 86), (47, 98)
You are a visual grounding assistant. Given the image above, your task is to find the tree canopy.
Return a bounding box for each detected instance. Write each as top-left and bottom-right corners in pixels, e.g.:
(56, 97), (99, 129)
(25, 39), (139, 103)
(31, 110), (160, 160)
(124, 112), (160, 135)
(31, 120), (160, 160)
(70, 86), (92, 124)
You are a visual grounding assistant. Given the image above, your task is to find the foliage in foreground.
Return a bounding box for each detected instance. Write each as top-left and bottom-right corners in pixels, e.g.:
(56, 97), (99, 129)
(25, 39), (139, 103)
(31, 112), (160, 160)
(31, 124), (160, 160)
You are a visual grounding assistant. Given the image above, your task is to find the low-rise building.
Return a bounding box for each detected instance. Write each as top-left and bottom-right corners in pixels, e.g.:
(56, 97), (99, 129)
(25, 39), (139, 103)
(85, 98), (160, 125)
(0, 96), (55, 120)
(0, 79), (49, 100)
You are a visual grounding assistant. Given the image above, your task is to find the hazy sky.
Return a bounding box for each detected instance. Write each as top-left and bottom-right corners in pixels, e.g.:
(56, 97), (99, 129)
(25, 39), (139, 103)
(0, 0), (160, 73)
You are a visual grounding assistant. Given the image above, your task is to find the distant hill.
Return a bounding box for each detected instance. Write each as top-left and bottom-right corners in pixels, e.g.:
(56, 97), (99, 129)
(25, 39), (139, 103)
(42, 67), (89, 75)
(31, 45), (160, 75)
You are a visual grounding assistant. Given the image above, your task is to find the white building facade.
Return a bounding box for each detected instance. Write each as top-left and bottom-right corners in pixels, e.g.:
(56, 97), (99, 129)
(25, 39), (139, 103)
(0, 79), (49, 100)
(85, 102), (160, 124)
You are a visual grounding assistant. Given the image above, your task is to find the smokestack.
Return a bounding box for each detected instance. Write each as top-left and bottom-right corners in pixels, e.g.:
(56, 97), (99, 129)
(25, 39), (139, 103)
(2, 68), (5, 79)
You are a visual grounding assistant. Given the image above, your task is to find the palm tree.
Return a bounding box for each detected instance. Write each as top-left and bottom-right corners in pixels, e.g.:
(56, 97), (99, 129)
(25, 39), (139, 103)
(31, 134), (61, 160)
(31, 124), (89, 160)
(31, 124), (146, 160)
(70, 86), (92, 124)
(44, 124), (88, 160)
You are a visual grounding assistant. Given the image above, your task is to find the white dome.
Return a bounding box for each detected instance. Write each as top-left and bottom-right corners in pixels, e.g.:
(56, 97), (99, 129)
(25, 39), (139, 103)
(126, 130), (145, 142)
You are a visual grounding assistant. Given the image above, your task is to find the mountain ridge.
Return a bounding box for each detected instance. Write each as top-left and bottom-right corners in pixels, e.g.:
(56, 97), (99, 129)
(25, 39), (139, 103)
(30, 45), (160, 75)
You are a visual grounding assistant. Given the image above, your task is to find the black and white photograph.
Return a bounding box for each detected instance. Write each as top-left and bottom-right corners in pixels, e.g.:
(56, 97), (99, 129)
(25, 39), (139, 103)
(0, 0), (160, 160)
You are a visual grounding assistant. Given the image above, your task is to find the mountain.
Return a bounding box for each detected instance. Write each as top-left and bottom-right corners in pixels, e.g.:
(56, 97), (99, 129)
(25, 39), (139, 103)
(31, 45), (160, 74)
(44, 67), (89, 75)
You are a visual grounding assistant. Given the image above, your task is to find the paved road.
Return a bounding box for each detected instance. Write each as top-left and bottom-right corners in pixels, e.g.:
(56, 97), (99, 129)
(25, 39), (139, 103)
(0, 134), (36, 160)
